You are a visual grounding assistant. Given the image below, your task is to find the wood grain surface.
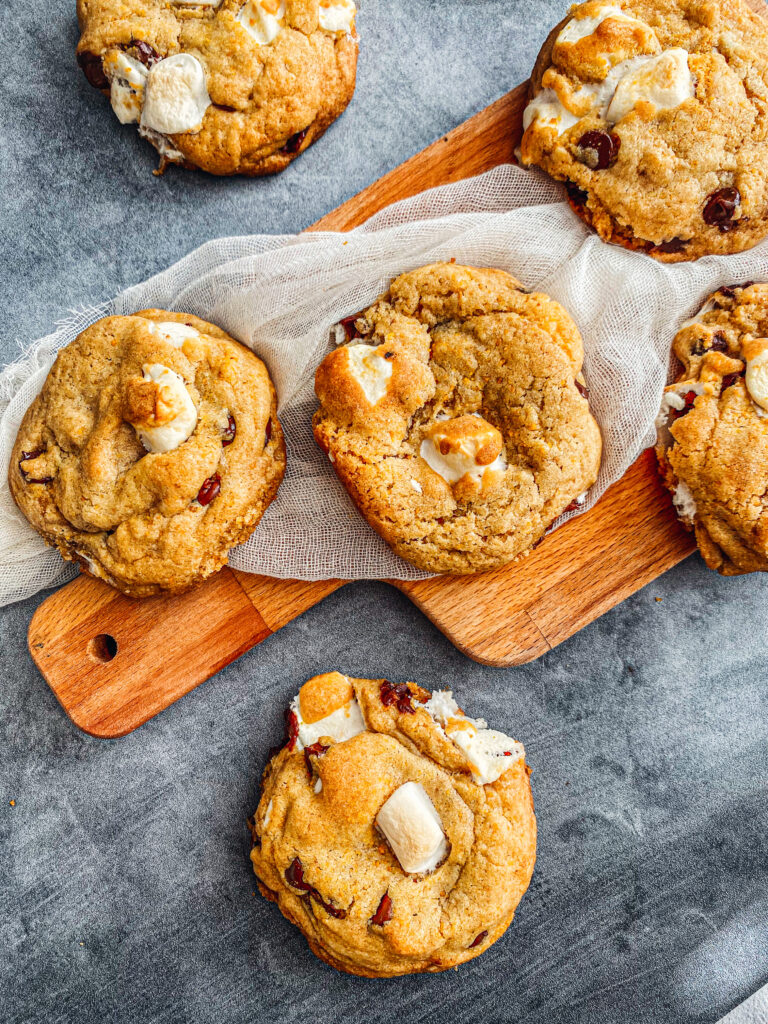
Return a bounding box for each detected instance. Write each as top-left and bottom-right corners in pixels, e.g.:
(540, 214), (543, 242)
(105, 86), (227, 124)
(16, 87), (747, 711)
(37, 17), (768, 733)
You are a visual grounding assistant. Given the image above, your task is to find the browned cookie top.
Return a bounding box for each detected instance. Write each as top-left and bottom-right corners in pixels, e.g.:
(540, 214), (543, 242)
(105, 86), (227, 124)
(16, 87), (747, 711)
(520, 0), (768, 261)
(656, 281), (768, 574)
(313, 263), (602, 575)
(10, 311), (285, 596)
(250, 672), (537, 977)
(76, 0), (358, 175)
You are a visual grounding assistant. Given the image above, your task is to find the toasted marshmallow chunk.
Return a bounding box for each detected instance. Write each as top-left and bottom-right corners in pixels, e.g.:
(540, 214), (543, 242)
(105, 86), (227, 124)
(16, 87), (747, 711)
(146, 321), (200, 347)
(103, 51), (148, 125)
(673, 480), (697, 524)
(522, 87), (581, 136)
(319, 0), (356, 33)
(743, 339), (768, 412)
(131, 364), (198, 453)
(424, 690), (524, 786)
(141, 53), (210, 135)
(556, 5), (646, 46)
(237, 0), (286, 45)
(606, 48), (693, 123)
(346, 345), (393, 406)
(289, 673), (366, 751)
(420, 415), (506, 491)
(376, 783), (447, 875)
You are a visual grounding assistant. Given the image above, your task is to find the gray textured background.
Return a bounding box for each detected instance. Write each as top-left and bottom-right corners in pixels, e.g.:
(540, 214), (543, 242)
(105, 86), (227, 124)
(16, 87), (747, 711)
(2, 2), (767, 1022)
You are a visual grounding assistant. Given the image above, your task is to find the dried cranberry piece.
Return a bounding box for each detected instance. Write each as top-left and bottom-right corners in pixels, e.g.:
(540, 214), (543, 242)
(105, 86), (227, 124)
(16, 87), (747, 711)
(576, 130), (620, 170)
(77, 51), (108, 90)
(721, 372), (744, 391)
(281, 128), (308, 155)
(469, 930), (488, 948)
(222, 414), (236, 447)
(196, 473), (221, 506)
(264, 419), (272, 445)
(565, 181), (588, 207)
(670, 390), (698, 421)
(703, 187), (740, 231)
(575, 381), (589, 399)
(371, 892), (393, 926)
(380, 680), (416, 714)
(285, 708), (300, 751)
(304, 741), (329, 777)
(134, 41), (162, 67)
(339, 312), (365, 340)
(656, 237), (688, 254)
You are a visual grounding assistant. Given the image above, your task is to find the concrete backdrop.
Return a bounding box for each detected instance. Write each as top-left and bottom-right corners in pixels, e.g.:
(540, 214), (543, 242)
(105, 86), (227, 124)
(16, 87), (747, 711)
(2, 2), (767, 1022)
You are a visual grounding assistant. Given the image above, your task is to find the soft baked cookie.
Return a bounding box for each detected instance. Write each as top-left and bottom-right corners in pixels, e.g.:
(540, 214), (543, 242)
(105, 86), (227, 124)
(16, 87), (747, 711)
(313, 263), (602, 574)
(10, 311), (285, 596)
(76, 0), (358, 175)
(655, 281), (768, 574)
(249, 672), (537, 976)
(520, 0), (768, 261)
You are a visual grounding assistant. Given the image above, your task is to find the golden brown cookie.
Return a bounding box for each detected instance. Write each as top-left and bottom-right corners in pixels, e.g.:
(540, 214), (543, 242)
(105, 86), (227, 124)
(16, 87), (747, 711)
(10, 311), (285, 596)
(249, 672), (537, 977)
(313, 263), (602, 574)
(520, 0), (768, 261)
(76, 0), (358, 175)
(655, 281), (768, 574)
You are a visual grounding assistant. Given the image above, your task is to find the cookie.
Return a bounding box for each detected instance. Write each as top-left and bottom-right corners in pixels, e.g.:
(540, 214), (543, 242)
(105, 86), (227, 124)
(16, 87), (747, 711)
(249, 672), (536, 977)
(520, 0), (768, 262)
(312, 263), (602, 575)
(10, 311), (285, 596)
(76, 0), (358, 175)
(655, 281), (768, 574)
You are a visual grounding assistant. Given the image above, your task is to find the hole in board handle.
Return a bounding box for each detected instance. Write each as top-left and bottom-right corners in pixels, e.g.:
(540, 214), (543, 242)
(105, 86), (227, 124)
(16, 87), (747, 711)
(88, 634), (118, 664)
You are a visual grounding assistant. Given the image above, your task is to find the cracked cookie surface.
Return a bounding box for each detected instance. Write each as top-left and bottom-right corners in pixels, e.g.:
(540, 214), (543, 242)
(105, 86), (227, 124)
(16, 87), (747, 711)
(655, 281), (768, 574)
(10, 311), (285, 596)
(520, 0), (768, 262)
(249, 672), (537, 977)
(76, 0), (358, 175)
(313, 263), (602, 575)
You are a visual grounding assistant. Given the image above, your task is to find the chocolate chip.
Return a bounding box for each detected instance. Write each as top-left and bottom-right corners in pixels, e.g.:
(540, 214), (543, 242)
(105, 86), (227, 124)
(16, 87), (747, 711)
(565, 181), (588, 207)
(469, 930), (488, 948)
(339, 312), (365, 340)
(281, 128), (308, 155)
(222, 414), (236, 447)
(19, 449), (53, 484)
(285, 857), (347, 919)
(670, 390), (698, 420)
(721, 372), (744, 391)
(77, 51), (108, 90)
(264, 419), (272, 445)
(134, 41), (163, 67)
(693, 331), (728, 356)
(703, 187), (740, 231)
(575, 381), (589, 399)
(380, 680), (416, 714)
(655, 237), (688, 254)
(371, 892), (393, 926)
(576, 130), (620, 170)
(196, 473), (221, 506)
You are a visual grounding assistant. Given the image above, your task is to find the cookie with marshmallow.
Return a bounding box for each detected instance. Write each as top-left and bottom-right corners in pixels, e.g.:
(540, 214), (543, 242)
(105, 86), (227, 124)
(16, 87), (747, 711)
(249, 673), (536, 976)
(656, 281), (768, 574)
(10, 311), (285, 596)
(76, 0), (358, 175)
(313, 262), (602, 574)
(520, 0), (768, 261)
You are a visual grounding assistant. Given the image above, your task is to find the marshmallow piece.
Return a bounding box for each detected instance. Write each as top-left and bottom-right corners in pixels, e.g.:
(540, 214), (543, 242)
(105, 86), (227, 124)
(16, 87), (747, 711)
(237, 0), (286, 45)
(132, 364), (198, 453)
(556, 5), (647, 46)
(141, 53), (210, 135)
(420, 415), (506, 490)
(606, 48), (693, 123)
(376, 783), (447, 875)
(743, 340), (768, 412)
(319, 0), (356, 33)
(346, 344), (393, 406)
(673, 480), (697, 525)
(145, 321), (200, 347)
(424, 690), (525, 786)
(104, 52), (148, 125)
(289, 673), (366, 751)
(522, 88), (580, 136)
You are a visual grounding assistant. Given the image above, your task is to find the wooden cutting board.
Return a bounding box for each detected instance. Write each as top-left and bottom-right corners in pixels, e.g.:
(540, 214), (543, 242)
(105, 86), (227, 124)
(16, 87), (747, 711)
(35, 4), (768, 736)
